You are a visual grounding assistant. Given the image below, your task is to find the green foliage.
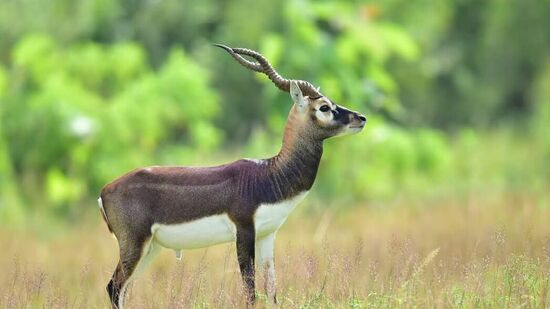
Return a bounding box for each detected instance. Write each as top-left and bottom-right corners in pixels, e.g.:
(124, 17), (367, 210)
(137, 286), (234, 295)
(532, 60), (550, 174)
(0, 65), (24, 223)
(258, 1), (418, 126)
(386, 0), (550, 127)
(320, 117), (451, 201)
(0, 0), (548, 221)
(1, 34), (219, 214)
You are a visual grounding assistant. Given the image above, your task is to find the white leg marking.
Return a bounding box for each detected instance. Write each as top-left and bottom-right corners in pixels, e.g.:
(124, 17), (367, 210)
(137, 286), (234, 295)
(256, 232), (277, 304)
(174, 249), (182, 260)
(119, 280), (129, 309)
(118, 239), (161, 309)
(134, 240), (161, 276)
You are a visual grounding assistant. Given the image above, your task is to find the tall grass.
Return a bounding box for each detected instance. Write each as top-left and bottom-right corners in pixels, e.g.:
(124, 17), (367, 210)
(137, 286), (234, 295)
(1, 191), (549, 308)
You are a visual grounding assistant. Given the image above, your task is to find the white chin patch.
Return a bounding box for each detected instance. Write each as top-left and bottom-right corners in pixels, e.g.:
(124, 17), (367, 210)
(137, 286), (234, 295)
(346, 126), (363, 134)
(334, 125), (362, 137)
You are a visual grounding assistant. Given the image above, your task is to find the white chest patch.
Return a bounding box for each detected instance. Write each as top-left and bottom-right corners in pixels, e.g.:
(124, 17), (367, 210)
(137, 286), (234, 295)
(254, 191), (309, 238)
(151, 214), (237, 250)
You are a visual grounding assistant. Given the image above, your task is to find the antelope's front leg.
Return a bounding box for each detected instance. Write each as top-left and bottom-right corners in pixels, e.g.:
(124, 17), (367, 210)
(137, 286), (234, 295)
(236, 224), (256, 305)
(257, 232), (277, 305)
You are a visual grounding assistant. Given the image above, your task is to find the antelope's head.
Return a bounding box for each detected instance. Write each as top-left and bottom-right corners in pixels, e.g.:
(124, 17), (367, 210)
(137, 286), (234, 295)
(216, 45), (366, 141)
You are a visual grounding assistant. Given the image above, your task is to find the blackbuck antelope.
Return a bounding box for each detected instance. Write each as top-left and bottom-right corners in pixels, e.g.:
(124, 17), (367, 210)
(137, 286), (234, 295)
(98, 45), (366, 308)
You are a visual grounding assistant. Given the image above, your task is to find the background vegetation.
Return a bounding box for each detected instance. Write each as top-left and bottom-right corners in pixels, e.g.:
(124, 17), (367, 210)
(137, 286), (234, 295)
(0, 0), (548, 307)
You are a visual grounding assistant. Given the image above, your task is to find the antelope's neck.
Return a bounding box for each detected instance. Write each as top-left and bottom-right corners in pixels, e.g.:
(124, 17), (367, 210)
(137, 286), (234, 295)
(262, 115), (323, 202)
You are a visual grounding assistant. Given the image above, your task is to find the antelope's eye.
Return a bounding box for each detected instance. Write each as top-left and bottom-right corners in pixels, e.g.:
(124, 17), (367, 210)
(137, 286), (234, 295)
(319, 105), (330, 112)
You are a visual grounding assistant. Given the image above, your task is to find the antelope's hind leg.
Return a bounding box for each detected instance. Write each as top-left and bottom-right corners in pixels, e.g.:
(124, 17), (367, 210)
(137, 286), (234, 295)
(107, 236), (160, 309)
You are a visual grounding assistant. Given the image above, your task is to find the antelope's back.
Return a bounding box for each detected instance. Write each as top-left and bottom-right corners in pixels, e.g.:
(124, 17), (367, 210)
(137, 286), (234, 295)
(100, 163), (244, 225)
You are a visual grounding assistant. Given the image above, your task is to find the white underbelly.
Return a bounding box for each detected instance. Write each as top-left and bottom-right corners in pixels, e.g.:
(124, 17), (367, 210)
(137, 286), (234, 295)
(151, 214), (236, 249)
(151, 191), (309, 249)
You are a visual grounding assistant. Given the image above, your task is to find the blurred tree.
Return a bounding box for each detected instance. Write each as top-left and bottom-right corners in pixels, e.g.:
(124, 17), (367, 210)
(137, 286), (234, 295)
(385, 0), (550, 127)
(0, 65), (24, 223)
(0, 0), (548, 221)
(1, 34), (219, 213)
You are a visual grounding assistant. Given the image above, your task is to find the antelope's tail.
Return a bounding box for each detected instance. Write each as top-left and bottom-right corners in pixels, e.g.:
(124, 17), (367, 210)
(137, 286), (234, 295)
(97, 197), (114, 234)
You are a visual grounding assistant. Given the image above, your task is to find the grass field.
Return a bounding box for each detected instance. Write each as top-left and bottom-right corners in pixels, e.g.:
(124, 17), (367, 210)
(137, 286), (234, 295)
(1, 191), (549, 308)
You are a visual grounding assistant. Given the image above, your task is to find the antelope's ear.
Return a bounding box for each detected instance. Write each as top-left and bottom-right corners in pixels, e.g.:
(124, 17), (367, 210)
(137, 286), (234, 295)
(290, 81), (308, 112)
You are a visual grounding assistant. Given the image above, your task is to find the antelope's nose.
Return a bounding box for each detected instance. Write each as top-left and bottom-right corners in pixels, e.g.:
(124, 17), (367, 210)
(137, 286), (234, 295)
(357, 114), (366, 122)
